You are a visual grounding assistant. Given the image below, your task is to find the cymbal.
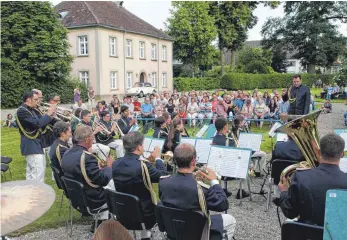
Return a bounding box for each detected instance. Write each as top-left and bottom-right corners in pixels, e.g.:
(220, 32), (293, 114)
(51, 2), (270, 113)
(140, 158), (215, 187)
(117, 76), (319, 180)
(1, 180), (56, 235)
(93, 220), (133, 240)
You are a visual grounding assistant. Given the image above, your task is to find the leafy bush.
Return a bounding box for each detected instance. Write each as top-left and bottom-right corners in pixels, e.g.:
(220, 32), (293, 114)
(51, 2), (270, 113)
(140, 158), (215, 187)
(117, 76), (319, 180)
(174, 77), (221, 91)
(220, 73), (346, 90)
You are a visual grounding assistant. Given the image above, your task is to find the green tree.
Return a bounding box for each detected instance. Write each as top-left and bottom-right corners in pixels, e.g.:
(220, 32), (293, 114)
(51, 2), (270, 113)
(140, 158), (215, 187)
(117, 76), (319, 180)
(1, 1), (74, 107)
(236, 46), (273, 73)
(261, 1), (347, 74)
(166, 1), (217, 77)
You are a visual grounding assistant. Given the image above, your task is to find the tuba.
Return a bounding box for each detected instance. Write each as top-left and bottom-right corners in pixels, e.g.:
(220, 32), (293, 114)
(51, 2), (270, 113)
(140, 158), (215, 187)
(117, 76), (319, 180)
(275, 110), (322, 187)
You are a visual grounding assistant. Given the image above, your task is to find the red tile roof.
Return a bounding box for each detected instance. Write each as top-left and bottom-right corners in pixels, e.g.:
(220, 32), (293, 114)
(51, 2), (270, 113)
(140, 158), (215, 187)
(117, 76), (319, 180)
(55, 1), (173, 41)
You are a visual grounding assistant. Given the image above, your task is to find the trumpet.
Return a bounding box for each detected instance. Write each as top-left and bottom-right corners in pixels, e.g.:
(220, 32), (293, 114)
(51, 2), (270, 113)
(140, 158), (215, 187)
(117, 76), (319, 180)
(39, 102), (76, 121)
(142, 150), (174, 164)
(111, 120), (124, 138)
(92, 117), (112, 135)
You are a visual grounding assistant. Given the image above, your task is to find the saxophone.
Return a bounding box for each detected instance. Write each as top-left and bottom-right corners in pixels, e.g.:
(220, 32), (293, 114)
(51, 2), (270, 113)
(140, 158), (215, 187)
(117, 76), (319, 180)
(275, 110), (322, 187)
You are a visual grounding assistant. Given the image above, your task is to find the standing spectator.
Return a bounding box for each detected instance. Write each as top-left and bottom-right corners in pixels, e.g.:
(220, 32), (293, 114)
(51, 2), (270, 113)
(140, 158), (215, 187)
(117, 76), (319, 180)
(110, 96), (121, 117)
(254, 98), (267, 129)
(74, 88), (80, 104)
(165, 98), (176, 116)
(88, 86), (95, 107)
(187, 97), (199, 127)
(215, 97), (228, 118)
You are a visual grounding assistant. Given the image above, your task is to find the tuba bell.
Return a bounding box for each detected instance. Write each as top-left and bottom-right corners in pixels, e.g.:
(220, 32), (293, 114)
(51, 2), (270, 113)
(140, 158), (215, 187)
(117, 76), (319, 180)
(275, 110), (322, 187)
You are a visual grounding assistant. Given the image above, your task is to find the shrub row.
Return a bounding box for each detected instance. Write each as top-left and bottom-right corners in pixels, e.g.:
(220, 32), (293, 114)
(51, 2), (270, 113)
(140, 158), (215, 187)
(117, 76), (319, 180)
(1, 69), (88, 108)
(173, 77), (221, 91)
(173, 73), (346, 92)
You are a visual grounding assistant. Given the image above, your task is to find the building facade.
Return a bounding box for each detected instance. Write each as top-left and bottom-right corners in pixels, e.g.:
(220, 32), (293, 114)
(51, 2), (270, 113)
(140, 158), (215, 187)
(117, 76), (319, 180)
(55, 1), (173, 98)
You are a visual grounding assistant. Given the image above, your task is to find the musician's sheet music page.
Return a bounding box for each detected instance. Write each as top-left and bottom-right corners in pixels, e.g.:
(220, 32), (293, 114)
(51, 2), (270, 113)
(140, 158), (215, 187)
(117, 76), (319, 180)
(196, 124), (209, 138)
(149, 139), (165, 152)
(340, 133), (347, 151)
(196, 139), (213, 164)
(207, 146), (224, 174)
(130, 125), (140, 132)
(219, 148), (251, 179)
(180, 138), (197, 146)
(339, 158), (347, 173)
(143, 138), (151, 151)
(276, 133), (288, 142)
(239, 133), (262, 151)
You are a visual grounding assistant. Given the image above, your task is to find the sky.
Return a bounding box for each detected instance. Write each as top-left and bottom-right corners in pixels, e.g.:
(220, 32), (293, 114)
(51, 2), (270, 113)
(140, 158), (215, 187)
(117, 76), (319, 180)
(51, 0), (347, 40)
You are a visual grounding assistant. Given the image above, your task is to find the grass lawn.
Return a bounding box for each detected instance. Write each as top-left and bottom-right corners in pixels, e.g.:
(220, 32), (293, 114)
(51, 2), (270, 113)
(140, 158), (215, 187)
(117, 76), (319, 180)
(1, 123), (273, 236)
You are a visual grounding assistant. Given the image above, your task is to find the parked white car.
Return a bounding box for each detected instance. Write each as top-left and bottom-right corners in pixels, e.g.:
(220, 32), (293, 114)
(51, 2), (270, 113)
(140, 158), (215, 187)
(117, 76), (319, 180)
(125, 82), (156, 98)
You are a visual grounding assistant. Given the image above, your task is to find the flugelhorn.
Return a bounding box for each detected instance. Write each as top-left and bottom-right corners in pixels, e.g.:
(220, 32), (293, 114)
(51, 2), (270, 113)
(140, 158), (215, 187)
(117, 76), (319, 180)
(39, 102), (76, 121)
(275, 110), (322, 187)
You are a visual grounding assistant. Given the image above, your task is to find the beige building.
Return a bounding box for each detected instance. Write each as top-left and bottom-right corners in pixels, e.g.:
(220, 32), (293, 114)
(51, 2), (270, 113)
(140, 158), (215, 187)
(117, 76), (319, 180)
(55, 1), (174, 98)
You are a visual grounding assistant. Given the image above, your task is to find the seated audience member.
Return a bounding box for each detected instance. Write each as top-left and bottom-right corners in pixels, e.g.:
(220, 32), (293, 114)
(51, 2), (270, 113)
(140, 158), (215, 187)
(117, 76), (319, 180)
(225, 95), (234, 120)
(278, 133), (347, 226)
(240, 99), (254, 120)
(3, 113), (17, 128)
(254, 98), (267, 129)
(49, 121), (71, 175)
(213, 117), (249, 199)
(112, 132), (167, 240)
(133, 96), (141, 117)
(320, 84), (327, 99)
(154, 100), (164, 118)
(61, 125), (113, 230)
(159, 143), (236, 240)
(187, 97), (199, 127)
(215, 97), (228, 118)
(117, 105), (137, 135)
(326, 85), (333, 100)
(140, 97), (154, 126)
(331, 83), (340, 99)
(198, 96), (213, 122)
(165, 98), (176, 116)
(321, 99), (332, 113)
(73, 99), (87, 110)
(177, 98), (187, 123)
(267, 99), (279, 121)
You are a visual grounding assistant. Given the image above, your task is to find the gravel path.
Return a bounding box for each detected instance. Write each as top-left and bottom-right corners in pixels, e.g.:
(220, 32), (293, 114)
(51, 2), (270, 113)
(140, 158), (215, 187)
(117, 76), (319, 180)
(10, 103), (346, 240)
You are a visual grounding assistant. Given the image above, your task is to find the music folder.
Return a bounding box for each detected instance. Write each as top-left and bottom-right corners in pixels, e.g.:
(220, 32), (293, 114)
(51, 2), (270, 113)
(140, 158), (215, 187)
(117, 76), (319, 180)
(276, 133), (288, 142)
(180, 138), (213, 164)
(207, 145), (252, 179)
(129, 124), (140, 132)
(195, 124), (209, 138)
(239, 133), (263, 152)
(339, 157), (347, 173)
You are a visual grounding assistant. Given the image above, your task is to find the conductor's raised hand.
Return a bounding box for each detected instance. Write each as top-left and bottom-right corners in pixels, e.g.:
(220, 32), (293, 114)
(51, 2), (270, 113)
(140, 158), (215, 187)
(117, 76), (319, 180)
(198, 167), (217, 182)
(151, 146), (161, 159)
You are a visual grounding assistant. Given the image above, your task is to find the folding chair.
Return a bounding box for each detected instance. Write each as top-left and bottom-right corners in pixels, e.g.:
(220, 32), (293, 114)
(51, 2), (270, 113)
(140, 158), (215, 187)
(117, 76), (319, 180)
(281, 220), (323, 240)
(1, 156), (12, 179)
(51, 165), (69, 216)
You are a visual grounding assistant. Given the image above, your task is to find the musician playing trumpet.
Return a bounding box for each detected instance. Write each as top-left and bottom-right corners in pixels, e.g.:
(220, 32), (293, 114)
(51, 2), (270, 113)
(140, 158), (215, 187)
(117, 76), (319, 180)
(117, 106), (137, 135)
(159, 143), (236, 240)
(96, 111), (124, 158)
(76, 110), (111, 162)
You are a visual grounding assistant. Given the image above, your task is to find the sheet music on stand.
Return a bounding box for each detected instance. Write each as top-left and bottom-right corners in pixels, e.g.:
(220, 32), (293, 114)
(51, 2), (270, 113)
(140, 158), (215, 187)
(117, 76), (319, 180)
(195, 124), (209, 138)
(268, 122), (282, 138)
(129, 125), (140, 132)
(339, 133), (347, 151)
(339, 157), (347, 173)
(179, 138), (213, 164)
(239, 133), (263, 151)
(143, 137), (165, 158)
(207, 146), (252, 179)
(276, 133), (288, 142)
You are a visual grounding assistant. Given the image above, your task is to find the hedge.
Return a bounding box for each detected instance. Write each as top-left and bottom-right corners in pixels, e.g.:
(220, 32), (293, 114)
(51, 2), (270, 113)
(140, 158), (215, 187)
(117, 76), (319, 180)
(220, 73), (347, 90)
(1, 68), (88, 108)
(173, 77), (221, 91)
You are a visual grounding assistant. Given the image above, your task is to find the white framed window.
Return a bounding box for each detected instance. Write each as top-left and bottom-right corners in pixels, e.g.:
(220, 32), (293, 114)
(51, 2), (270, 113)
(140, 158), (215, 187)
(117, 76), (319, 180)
(139, 41), (145, 59)
(162, 45), (167, 61)
(109, 37), (117, 56)
(78, 36), (88, 56)
(79, 71), (89, 86)
(126, 39), (132, 57)
(162, 72), (167, 88)
(151, 72), (157, 87)
(110, 71), (118, 89)
(126, 72), (133, 88)
(151, 43), (157, 60)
